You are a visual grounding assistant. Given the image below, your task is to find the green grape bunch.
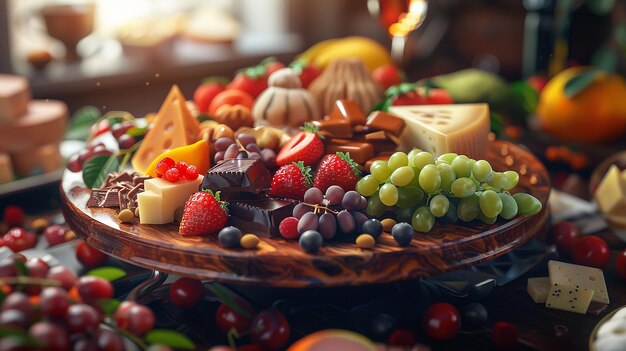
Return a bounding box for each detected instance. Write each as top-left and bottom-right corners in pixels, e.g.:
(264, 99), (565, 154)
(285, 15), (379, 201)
(355, 150), (543, 233)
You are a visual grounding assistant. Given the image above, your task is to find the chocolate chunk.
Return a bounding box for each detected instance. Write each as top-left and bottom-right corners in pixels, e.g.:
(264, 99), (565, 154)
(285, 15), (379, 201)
(311, 119), (353, 138)
(366, 111), (405, 136)
(326, 140), (374, 164)
(201, 158), (272, 200)
(328, 100), (366, 126)
(87, 189), (120, 208)
(227, 198), (297, 237)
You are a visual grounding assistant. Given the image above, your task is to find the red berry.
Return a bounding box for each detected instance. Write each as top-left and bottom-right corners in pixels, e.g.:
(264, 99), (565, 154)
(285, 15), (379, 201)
(279, 217), (300, 239)
(76, 242), (108, 268)
(1, 291), (32, 320)
(314, 152), (360, 192)
(43, 225), (67, 246)
(175, 161), (188, 173)
(156, 158), (173, 176)
(66, 304), (102, 334)
(29, 321), (69, 351)
(96, 328), (125, 351)
(492, 321), (518, 349)
(251, 309), (290, 351)
(215, 298), (255, 334)
(617, 250), (626, 279)
(67, 154), (83, 172)
(25, 258), (50, 295)
(387, 329), (415, 346)
(165, 167), (181, 183)
(46, 266), (77, 290)
(179, 191), (228, 236)
(422, 303), (461, 341)
(185, 165), (199, 180)
(549, 221), (580, 254)
(3, 206), (25, 228)
(115, 301), (155, 336)
(276, 124), (324, 167)
(572, 235), (610, 268)
(169, 278), (204, 308)
(117, 134), (136, 149)
(77, 276), (114, 305)
(3, 228), (37, 252)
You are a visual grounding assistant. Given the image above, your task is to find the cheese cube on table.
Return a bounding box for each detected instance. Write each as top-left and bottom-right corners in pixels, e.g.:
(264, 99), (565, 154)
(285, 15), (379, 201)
(527, 277), (550, 303)
(595, 165), (626, 219)
(137, 175), (203, 224)
(388, 103), (490, 159)
(545, 282), (595, 314)
(548, 260), (609, 304)
(0, 74), (30, 122)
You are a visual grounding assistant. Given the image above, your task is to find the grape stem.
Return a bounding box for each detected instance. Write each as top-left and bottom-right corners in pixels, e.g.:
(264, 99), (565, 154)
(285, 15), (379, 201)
(300, 202), (339, 215)
(103, 320), (149, 350)
(0, 276), (62, 287)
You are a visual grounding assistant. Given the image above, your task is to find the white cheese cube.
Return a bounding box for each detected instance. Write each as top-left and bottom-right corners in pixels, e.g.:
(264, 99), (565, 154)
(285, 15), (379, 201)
(137, 175), (203, 224)
(527, 277), (550, 303)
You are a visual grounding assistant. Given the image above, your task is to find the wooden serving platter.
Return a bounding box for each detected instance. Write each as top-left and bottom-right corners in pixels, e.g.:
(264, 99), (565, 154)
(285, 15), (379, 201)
(61, 140), (550, 288)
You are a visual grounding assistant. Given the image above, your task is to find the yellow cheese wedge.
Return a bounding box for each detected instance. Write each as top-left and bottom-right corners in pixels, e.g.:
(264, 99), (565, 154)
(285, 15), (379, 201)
(0, 74), (30, 122)
(144, 140), (210, 178)
(131, 85), (200, 174)
(388, 103), (490, 159)
(527, 277), (550, 303)
(137, 175), (203, 224)
(595, 165), (626, 220)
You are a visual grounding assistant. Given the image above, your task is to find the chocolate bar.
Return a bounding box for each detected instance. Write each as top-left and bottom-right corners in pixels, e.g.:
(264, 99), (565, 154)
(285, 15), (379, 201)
(366, 111), (405, 136)
(227, 198), (296, 237)
(87, 189), (120, 208)
(311, 119), (353, 138)
(201, 158), (271, 199)
(326, 139), (374, 164)
(87, 171), (146, 211)
(328, 100), (367, 126)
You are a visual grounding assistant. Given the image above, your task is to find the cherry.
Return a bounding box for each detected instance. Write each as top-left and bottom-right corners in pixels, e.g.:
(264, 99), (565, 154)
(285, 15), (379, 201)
(25, 258), (50, 295)
(250, 309), (290, 351)
(492, 321), (518, 349)
(3, 206), (25, 228)
(422, 303), (461, 341)
(66, 303), (102, 334)
(3, 228), (37, 252)
(96, 327), (125, 351)
(387, 329), (416, 346)
(29, 321), (70, 351)
(1, 292), (32, 320)
(90, 120), (111, 138)
(77, 276), (114, 305)
(215, 298), (255, 334)
(118, 134), (136, 149)
(73, 337), (98, 351)
(0, 258), (17, 278)
(43, 225), (67, 246)
(549, 221), (580, 254)
(0, 309), (28, 329)
(616, 250), (626, 279)
(111, 121), (133, 138)
(572, 235), (610, 268)
(67, 154), (83, 172)
(114, 301), (155, 336)
(46, 265), (77, 291)
(169, 277), (204, 308)
(39, 287), (70, 318)
(76, 242), (108, 268)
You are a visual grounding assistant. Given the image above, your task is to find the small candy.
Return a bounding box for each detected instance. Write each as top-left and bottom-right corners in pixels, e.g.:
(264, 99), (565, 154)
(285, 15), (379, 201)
(356, 234), (376, 249)
(117, 209), (134, 223)
(240, 234), (260, 249)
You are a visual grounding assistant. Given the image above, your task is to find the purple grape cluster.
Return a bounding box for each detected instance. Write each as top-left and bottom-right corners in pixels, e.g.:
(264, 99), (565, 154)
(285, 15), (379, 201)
(214, 133), (277, 170)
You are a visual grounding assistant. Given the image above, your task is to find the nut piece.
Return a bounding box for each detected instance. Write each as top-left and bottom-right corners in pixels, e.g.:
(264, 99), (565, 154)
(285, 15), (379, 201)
(118, 209), (134, 223)
(356, 234), (376, 249)
(64, 230), (76, 241)
(31, 218), (50, 233)
(381, 218), (396, 232)
(240, 233), (260, 249)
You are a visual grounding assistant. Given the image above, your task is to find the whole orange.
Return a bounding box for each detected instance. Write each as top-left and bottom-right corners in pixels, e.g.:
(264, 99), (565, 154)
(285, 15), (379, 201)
(537, 66), (626, 143)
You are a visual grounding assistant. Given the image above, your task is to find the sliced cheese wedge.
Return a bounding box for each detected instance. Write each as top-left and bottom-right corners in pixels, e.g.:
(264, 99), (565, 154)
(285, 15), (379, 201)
(388, 103), (490, 159)
(595, 165), (626, 219)
(131, 85), (200, 174)
(548, 260), (609, 304)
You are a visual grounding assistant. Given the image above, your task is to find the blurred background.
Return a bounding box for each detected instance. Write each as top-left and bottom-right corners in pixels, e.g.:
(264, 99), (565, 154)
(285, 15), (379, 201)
(0, 0), (623, 114)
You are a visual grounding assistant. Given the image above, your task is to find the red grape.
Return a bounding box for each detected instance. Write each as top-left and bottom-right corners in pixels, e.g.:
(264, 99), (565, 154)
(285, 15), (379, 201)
(492, 321), (518, 349)
(77, 276), (114, 304)
(117, 134), (136, 149)
(46, 266), (77, 291)
(96, 327), (125, 351)
(549, 221), (580, 254)
(1, 292), (32, 320)
(3, 206), (25, 228)
(215, 298), (255, 334)
(114, 301), (155, 336)
(25, 258), (50, 295)
(572, 235), (610, 268)
(0, 309), (28, 329)
(616, 250), (626, 279)
(169, 278), (204, 308)
(76, 242), (108, 268)
(43, 225), (67, 246)
(29, 321), (69, 351)
(3, 228), (37, 252)
(111, 121), (133, 138)
(39, 287), (70, 318)
(422, 303), (461, 341)
(66, 303), (102, 334)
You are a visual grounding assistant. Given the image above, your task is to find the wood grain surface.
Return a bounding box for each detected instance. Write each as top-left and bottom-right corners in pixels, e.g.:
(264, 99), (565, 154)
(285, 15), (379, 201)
(61, 140), (550, 287)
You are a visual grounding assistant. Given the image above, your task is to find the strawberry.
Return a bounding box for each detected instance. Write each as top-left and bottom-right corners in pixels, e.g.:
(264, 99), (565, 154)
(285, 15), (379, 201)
(290, 59), (321, 88)
(269, 162), (312, 200)
(276, 123), (324, 167)
(314, 152), (361, 192)
(179, 190), (228, 236)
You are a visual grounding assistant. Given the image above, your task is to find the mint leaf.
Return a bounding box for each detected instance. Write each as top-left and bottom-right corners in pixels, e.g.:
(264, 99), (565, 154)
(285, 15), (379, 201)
(82, 155), (119, 189)
(86, 266), (126, 282)
(65, 106), (101, 140)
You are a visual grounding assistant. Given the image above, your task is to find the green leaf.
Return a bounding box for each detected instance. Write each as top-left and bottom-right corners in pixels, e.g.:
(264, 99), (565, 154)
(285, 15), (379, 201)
(145, 329), (196, 350)
(201, 76), (230, 85)
(0, 329), (40, 347)
(86, 266), (126, 282)
(125, 126), (148, 138)
(208, 283), (252, 318)
(564, 69), (601, 98)
(289, 58), (309, 73)
(509, 81), (539, 114)
(82, 154), (119, 188)
(592, 47), (618, 73)
(14, 260), (27, 277)
(490, 112), (504, 137)
(97, 298), (121, 315)
(65, 106), (101, 140)
(586, 0), (615, 15)
(615, 23), (626, 51)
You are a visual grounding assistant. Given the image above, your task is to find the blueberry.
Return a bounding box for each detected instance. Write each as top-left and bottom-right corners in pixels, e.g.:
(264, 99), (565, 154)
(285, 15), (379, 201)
(362, 219), (383, 238)
(218, 226), (242, 248)
(461, 302), (488, 328)
(299, 230), (323, 253)
(370, 313), (396, 340)
(391, 222), (413, 246)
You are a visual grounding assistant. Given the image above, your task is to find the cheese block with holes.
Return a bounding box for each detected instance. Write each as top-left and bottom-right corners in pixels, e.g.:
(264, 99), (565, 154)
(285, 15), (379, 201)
(388, 103), (490, 159)
(131, 85), (200, 174)
(0, 74), (30, 122)
(0, 100), (67, 152)
(548, 260), (609, 304)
